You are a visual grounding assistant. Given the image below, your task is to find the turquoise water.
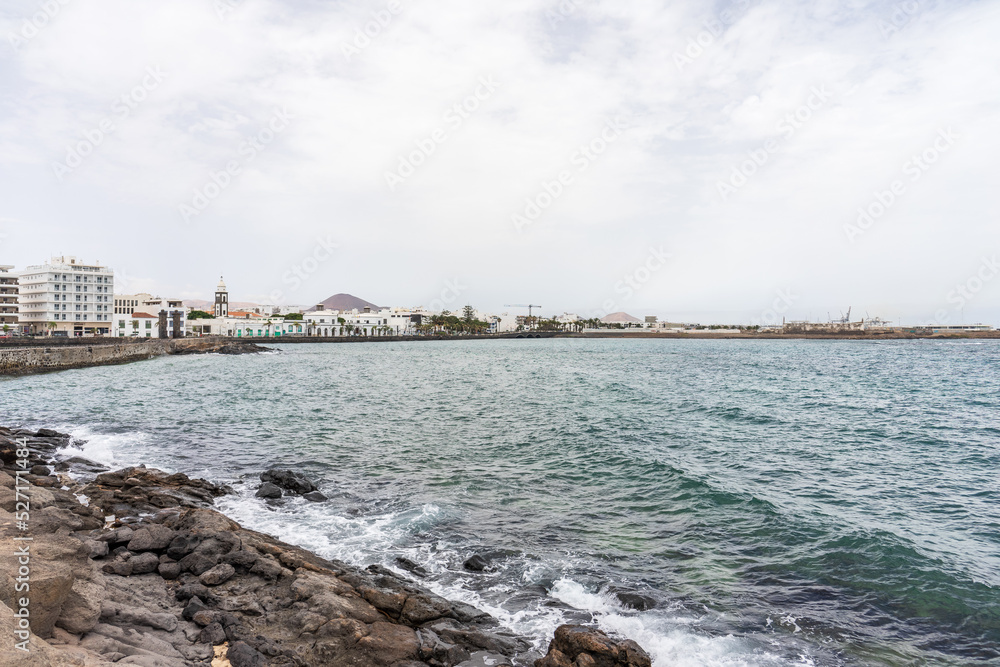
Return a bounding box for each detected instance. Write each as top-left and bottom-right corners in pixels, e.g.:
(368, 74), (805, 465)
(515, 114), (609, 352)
(2, 339), (998, 665)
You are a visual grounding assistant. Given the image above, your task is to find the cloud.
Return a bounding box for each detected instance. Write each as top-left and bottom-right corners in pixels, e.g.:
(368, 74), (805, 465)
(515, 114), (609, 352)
(0, 0), (997, 324)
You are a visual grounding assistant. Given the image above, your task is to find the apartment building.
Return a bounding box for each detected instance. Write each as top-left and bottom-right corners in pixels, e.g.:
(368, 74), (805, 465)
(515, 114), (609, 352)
(0, 265), (18, 332)
(17, 256), (114, 336)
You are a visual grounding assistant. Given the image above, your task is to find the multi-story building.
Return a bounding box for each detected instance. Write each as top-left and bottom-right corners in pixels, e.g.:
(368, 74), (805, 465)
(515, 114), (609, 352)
(113, 294), (144, 315)
(17, 256), (114, 336)
(0, 265), (18, 333)
(112, 294), (186, 338)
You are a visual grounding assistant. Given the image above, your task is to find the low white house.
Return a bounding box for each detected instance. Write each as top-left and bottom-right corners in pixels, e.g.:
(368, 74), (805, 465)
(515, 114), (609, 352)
(304, 307), (422, 337)
(113, 311), (158, 338)
(113, 294), (187, 338)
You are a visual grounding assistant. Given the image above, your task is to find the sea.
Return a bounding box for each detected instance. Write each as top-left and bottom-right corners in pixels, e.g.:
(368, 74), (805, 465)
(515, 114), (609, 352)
(2, 338), (998, 666)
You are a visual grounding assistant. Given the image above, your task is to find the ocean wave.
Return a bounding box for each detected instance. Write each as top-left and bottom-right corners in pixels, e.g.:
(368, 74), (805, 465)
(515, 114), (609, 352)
(60, 425), (151, 469)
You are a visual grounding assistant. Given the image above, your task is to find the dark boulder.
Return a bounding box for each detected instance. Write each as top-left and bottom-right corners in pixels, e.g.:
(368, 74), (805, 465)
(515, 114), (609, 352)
(303, 490), (328, 502)
(166, 532), (201, 560)
(108, 526), (135, 544)
(102, 559), (133, 577)
(200, 563), (236, 586)
(95, 471), (126, 487)
(0, 440), (17, 464)
(182, 596), (209, 622)
(127, 524), (175, 552)
(55, 455), (110, 473)
(463, 554), (490, 572)
(228, 641), (269, 667)
(612, 590), (656, 612)
(179, 552), (219, 576)
(255, 482), (283, 499)
(396, 557), (429, 578)
(535, 625), (651, 667)
(200, 622), (227, 645)
(129, 552), (161, 574)
(260, 468), (318, 495)
(85, 540), (109, 559)
(158, 561), (182, 580)
(222, 549), (259, 571)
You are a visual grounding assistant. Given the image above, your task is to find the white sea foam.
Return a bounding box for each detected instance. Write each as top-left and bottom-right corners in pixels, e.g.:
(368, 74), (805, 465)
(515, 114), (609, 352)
(550, 577), (788, 667)
(60, 425), (151, 468)
(57, 428), (802, 667)
(214, 485), (800, 667)
(45, 425), (806, 667)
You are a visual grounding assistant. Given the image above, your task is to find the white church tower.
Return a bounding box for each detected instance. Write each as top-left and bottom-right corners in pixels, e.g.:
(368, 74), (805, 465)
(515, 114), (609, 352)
(214, 276), (229, 318)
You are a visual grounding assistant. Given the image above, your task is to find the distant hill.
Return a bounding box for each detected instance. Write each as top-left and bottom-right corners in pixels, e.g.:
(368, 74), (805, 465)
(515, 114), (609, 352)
(601, 311), (641, 324)
(311, 293), (381, 312)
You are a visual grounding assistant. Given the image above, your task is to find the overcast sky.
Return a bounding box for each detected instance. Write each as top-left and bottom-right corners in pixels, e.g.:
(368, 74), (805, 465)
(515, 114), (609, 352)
(1, 0), (997, 324)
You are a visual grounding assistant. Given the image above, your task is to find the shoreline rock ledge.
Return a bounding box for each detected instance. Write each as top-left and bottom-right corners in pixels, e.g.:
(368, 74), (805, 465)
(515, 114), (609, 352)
(0, 426), (654, 667)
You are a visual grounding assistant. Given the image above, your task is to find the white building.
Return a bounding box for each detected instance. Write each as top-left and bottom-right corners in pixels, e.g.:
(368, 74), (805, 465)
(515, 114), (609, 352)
(928, 323), (994, 333)
(185, 308), (309, 338)
(494, 312), (520, 333)
(229, 314), (307, 338)
(17, 256), (114, 336)
(115, 311), (159, 338)
(112, 294), (187, 338)
(303, 307), (422, 337)
(0, 265), (18, 332)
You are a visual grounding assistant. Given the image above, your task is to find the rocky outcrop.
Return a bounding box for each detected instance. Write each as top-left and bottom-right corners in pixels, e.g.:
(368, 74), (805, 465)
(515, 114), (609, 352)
(256, 469), (327, 502)
(535, 626), (652, 667)
(169, 341), (270, 356)
(0, 426), (554, 667)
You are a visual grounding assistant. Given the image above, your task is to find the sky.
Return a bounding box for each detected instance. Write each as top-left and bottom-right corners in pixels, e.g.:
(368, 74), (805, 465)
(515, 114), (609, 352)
(0, 0), (997, 325)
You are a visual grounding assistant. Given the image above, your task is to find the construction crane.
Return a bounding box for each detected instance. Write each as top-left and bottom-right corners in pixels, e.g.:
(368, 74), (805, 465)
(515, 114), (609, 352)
(505, 304), (542, 318)
(504, 304), (542, 329)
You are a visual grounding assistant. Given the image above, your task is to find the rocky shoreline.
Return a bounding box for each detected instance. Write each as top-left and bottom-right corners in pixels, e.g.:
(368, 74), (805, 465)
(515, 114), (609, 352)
(0, 427), (652, 667)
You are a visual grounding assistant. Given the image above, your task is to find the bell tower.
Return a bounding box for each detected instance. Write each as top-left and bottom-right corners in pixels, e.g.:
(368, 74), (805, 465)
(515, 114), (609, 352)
(214, 276), (229, 318)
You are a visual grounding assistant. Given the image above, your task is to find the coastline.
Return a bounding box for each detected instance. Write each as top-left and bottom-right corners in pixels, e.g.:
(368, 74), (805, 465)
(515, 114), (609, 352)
(0, 426), (651, 667)
(2, 330), (996, 377)
(558, 330), (1000, 340)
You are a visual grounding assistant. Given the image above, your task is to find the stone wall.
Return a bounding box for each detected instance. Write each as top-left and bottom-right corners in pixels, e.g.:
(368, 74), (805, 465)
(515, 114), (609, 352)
(0, 338), (224, 375)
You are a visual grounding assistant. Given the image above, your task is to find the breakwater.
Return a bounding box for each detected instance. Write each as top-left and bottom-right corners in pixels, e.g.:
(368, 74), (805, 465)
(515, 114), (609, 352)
(0, 337), (261, 376)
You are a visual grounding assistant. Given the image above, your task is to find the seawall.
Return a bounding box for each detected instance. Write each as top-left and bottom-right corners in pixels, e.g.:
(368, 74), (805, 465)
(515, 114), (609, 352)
(0, 337), (232, 376)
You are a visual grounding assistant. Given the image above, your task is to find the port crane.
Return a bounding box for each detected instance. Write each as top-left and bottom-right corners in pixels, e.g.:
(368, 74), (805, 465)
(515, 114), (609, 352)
(504, 304), (543, 329)
(827, 307), (852, 324)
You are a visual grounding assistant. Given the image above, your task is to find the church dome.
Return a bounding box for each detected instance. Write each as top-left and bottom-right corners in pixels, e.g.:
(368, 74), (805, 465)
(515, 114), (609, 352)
(216, 276), (227, 293)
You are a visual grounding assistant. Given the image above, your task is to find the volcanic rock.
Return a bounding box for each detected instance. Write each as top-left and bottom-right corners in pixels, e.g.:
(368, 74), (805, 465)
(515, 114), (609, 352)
(255, 481), (283, 499)
(200, 563), (236, 586)
(535, 625), (651, 667)
(0, 424), (654, 667)
(464, 554), (490, 572)
(259, 468), (318, 494)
